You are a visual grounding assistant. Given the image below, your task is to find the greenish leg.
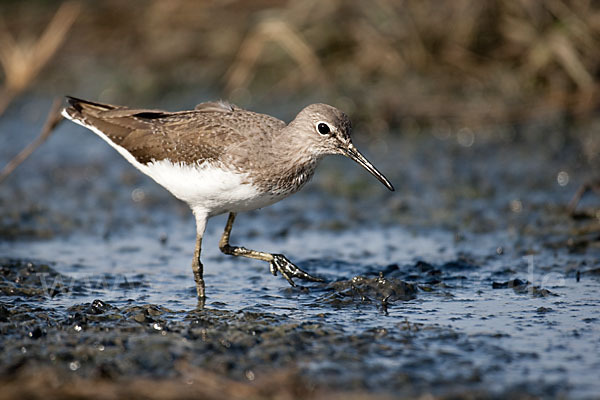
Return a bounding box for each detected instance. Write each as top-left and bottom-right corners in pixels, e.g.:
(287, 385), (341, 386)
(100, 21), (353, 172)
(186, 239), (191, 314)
(191, 233), (205, 298)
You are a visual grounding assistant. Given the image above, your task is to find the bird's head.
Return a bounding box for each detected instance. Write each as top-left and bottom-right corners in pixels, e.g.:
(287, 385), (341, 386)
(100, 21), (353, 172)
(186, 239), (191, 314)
(288, 103), (394, 191)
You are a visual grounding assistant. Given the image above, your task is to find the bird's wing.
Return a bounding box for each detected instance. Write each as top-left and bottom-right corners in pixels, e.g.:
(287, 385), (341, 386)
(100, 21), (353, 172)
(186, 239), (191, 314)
(62, 96), (284, 166)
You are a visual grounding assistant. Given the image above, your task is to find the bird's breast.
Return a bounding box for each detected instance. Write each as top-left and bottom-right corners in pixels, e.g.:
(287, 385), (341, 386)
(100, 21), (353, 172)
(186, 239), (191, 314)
(253, 159), (319, 197)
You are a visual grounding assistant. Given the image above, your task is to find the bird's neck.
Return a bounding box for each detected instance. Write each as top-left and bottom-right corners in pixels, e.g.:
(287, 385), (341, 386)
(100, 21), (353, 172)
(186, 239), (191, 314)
(254, 128), (322, 195)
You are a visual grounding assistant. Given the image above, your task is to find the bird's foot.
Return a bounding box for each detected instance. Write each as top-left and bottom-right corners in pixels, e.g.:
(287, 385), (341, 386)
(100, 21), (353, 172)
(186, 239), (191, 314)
(269, 254), (324, 287)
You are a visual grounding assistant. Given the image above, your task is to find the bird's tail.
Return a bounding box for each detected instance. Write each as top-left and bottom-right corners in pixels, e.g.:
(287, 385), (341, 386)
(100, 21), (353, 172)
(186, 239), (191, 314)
(62, 96), (116, 122)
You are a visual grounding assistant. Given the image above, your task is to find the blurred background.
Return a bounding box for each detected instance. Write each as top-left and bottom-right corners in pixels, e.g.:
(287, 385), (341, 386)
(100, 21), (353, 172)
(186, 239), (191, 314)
(1, 0), (599, 136)
(2, 0), (600, 246)
(2, 2), (600, 398)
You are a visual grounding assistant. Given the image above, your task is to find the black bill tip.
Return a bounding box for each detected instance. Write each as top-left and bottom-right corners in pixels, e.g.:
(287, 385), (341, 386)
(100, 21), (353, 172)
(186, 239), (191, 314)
(345, 144), (394, 191)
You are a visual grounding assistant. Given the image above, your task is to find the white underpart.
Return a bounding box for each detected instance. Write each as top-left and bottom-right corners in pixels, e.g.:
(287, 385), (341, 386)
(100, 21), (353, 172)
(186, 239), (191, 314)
(62, 109), (282, 221)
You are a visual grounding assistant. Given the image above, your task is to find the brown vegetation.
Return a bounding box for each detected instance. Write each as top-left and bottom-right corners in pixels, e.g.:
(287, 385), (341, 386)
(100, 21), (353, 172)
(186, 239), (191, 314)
(1, 1), (598, 131)
(0, 1), (78, 115)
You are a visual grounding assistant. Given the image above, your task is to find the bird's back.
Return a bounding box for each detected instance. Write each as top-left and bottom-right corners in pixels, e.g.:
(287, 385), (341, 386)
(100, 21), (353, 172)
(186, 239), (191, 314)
(62, 97), (286, 167)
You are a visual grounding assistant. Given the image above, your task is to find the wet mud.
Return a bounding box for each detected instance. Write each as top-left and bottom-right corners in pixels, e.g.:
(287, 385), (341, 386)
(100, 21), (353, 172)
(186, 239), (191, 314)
(1, 101), (600, 398)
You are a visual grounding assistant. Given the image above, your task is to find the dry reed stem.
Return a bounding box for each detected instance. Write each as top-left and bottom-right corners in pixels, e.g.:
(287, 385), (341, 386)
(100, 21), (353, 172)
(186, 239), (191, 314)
(224, 18), (324, 94)
(568, 179), (600, 215)
(549, 30), (594, 89)
(0, 98), (63, 184)
(0, 2), (79, 116)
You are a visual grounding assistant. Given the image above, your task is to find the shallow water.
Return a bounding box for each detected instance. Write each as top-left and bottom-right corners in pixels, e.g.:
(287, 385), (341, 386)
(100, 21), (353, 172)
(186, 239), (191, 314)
(1, 99), (599, 398)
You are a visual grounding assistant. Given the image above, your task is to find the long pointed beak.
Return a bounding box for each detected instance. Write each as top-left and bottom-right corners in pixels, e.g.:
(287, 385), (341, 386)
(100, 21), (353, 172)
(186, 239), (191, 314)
(344, 144), (395, 191)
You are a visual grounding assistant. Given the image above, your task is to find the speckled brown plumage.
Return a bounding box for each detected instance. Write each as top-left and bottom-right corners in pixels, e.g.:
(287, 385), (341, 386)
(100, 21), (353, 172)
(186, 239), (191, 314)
(64, 98), (278, 162)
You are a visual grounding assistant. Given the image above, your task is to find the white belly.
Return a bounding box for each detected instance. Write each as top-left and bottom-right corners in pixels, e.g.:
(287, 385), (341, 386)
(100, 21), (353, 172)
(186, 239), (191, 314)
(141, 159), (281, 217)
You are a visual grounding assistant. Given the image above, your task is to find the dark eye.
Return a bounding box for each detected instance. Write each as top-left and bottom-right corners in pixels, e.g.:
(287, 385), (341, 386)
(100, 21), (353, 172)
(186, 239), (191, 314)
(317, 122), (330, 135)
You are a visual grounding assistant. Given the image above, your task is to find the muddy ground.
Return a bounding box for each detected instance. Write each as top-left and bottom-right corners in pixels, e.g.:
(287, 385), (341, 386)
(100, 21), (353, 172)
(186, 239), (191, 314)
(1, 98), (600, 399)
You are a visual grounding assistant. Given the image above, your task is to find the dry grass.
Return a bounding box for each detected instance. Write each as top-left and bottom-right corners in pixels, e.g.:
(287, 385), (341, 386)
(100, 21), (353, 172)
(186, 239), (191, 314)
(0, 3), (78, 185)
(0, 0), (598, 131)
(0, 1), (79, 115)
(216, 0), (599, 130)
(224, 17), (326, 94)
(0, 98), (63, 184)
